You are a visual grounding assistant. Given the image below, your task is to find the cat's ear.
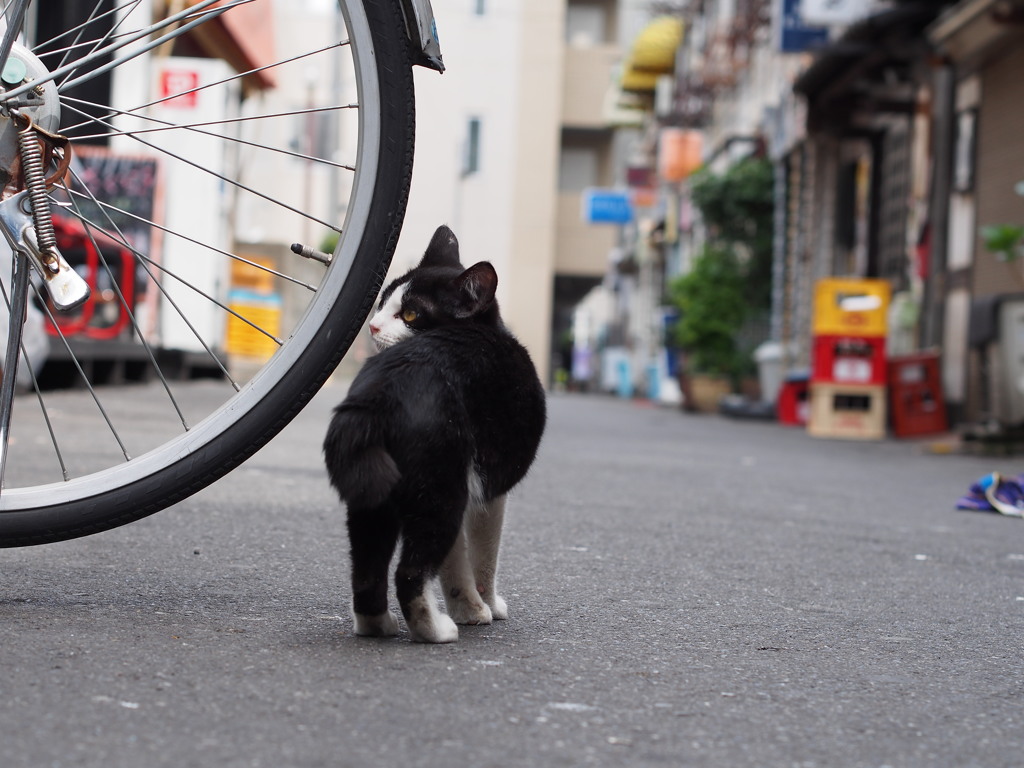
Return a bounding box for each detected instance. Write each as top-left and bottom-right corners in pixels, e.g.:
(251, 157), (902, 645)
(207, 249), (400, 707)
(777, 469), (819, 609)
(420, 225), (462, 269)
(452, 261), (498, 319)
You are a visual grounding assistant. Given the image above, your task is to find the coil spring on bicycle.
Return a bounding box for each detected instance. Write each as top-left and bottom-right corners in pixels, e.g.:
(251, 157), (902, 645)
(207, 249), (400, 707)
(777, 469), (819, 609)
(14, 111), (59, 271)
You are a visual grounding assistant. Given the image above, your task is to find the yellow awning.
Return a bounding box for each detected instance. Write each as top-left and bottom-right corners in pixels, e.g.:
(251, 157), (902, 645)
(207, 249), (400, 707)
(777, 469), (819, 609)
(621, 16), (684, 92)
(621, 68), (661, 92)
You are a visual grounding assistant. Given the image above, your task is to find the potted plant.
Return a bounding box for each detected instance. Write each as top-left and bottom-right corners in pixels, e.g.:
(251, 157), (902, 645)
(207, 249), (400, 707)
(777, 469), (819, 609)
(669, 245), (747, 411)
(668, 155), (773, 411)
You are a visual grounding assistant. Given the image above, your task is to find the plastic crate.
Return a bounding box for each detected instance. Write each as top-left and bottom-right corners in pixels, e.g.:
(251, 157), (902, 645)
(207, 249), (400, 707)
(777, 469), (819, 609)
(777, 373), (810, 426)
(813, 278), (891, 337)
(811, 334), (887, 386)
(808, 382), (887, 440)
(888, 352), (947, 438)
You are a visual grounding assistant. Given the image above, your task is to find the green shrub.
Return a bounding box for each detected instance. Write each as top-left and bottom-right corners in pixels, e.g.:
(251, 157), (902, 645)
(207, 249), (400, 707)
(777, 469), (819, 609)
(670, 245), (747, 380)
(689, 156), (773, 310)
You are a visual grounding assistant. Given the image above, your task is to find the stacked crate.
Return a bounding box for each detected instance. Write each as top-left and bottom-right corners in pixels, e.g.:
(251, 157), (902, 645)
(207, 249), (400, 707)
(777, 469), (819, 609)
(888, 352), (948, 437)
(808, 278), (891, 439)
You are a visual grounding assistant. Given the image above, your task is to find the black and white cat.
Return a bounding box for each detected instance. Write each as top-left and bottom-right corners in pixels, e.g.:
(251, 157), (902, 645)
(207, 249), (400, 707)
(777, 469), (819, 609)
(323, 225), (546, 643)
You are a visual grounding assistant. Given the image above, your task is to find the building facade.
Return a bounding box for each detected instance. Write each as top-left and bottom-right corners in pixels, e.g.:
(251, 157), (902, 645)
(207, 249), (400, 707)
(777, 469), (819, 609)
(590, 0), (1024, 432)
(397, 0), (651, 385)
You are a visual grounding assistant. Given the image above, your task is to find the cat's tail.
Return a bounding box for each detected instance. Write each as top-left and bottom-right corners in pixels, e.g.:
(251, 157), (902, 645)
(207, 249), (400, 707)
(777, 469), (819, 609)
(323, 406), (401, 508)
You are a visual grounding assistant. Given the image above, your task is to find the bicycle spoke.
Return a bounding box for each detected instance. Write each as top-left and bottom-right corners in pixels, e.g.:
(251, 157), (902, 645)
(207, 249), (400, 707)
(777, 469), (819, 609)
(61, 168), (241, 391)
(59, 0), (257, 95)
(0, 254), (70, 482)
(59, 183), (191, 432)
(62, 96), (357, 173)
(0, 287), (70, 481)
(3, 0), (253, 102)
(31, 0), (140, 64)
(23, 358), (70, 483)
(60, 100), (344, 233)
(37, 5), (195, 63)
(64, 187), (318, 293)
(67, 104), (359, 147)
(0, 0), (28, 73)
(129, 250), (285, 346)
(0, 0), (420, 544)
(0, 248), (31, 488)
(53, 0), (144, 87)
(31, 282), (132, 463)
(61, 41), (351, 133)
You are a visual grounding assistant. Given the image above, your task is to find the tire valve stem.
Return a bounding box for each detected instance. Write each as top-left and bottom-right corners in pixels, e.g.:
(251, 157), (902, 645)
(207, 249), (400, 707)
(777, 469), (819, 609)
(290, 242), (332, 266)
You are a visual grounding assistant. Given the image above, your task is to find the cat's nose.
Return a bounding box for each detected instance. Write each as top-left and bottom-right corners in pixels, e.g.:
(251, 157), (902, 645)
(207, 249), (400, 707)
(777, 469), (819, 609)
(368, 323), (380, 336)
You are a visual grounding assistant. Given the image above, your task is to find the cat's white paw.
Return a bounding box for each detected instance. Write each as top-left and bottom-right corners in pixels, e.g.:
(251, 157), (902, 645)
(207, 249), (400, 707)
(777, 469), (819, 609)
(485, 593), (508, 621)
(445, 592), (493, 625)
(409, 612), (459, 644)
(405, 593), (460, 643)
(352, 610), (400, 637)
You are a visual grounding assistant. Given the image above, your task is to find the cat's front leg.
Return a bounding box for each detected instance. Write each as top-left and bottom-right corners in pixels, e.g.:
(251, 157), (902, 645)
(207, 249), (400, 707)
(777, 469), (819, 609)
(353, 610), (400, 637)
(440, 524), (493, 625)
(469, 494), (508, 620)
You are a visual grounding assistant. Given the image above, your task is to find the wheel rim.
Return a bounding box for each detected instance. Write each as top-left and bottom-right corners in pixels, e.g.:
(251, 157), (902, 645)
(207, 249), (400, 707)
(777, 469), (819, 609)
(0, 0), (383, 511)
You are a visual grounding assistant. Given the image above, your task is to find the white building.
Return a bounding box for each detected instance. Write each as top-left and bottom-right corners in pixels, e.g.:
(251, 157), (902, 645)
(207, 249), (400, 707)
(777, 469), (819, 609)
(395, 0), (651, 384)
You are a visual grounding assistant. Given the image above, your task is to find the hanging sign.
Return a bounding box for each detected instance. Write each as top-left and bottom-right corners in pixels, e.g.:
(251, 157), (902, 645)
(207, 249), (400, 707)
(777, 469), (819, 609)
(777, 0), (829, 53)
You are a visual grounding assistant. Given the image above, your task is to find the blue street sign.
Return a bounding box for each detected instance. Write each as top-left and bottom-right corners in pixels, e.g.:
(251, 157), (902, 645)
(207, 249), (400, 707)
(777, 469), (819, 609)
(582, 188), (633, 224)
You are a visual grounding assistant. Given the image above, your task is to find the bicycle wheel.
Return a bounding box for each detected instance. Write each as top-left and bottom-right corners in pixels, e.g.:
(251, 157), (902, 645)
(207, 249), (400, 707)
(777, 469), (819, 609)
(0, 0), (417, 546)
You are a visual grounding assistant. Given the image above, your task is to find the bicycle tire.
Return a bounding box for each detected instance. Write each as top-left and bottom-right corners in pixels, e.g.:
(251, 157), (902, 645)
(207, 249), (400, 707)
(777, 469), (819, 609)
(0, 0), (415, 546)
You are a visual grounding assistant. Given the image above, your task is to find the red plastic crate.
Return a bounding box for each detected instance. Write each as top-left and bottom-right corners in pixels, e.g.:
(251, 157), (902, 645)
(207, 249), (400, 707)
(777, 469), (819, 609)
(812, 334), (887, 386)
(888, 352), (947, 438)
(777, 374), (810, 426)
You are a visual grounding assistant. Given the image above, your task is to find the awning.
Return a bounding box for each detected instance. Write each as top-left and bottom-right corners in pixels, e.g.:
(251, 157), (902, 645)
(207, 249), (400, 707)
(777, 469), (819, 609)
(792, 2), (951, 132)
(793, 3), (944, 99)
(621, 16), (684, 93)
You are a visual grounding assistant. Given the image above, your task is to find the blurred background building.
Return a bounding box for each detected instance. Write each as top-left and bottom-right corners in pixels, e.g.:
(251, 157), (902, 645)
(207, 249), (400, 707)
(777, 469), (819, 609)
(398, 0), (1024, 438)
(31, 0), (1024, 438)
(395, 0), (659, 385)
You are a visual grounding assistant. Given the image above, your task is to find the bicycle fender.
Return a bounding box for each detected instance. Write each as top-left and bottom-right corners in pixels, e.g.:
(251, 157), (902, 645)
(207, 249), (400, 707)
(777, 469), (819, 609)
(398, 0), (444, 72)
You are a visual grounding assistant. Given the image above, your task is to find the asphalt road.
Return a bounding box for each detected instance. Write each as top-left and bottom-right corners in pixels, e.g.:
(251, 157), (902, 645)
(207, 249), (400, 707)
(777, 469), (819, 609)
(1, 380), (1022, 767)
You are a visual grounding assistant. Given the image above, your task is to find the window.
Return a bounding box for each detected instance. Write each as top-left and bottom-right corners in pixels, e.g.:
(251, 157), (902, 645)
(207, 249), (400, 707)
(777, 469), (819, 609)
(558, 145), (600, 191)
(566, 1), (609, 45)
(463, 118), (482, 176)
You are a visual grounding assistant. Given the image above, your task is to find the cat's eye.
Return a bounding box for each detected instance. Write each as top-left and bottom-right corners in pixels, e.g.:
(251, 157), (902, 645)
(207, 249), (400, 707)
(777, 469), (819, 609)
(401, 309), (418, 323)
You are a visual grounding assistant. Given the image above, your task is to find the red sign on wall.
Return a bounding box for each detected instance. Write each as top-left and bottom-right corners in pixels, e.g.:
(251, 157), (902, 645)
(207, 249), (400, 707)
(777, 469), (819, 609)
(159, 69), (200, 109)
